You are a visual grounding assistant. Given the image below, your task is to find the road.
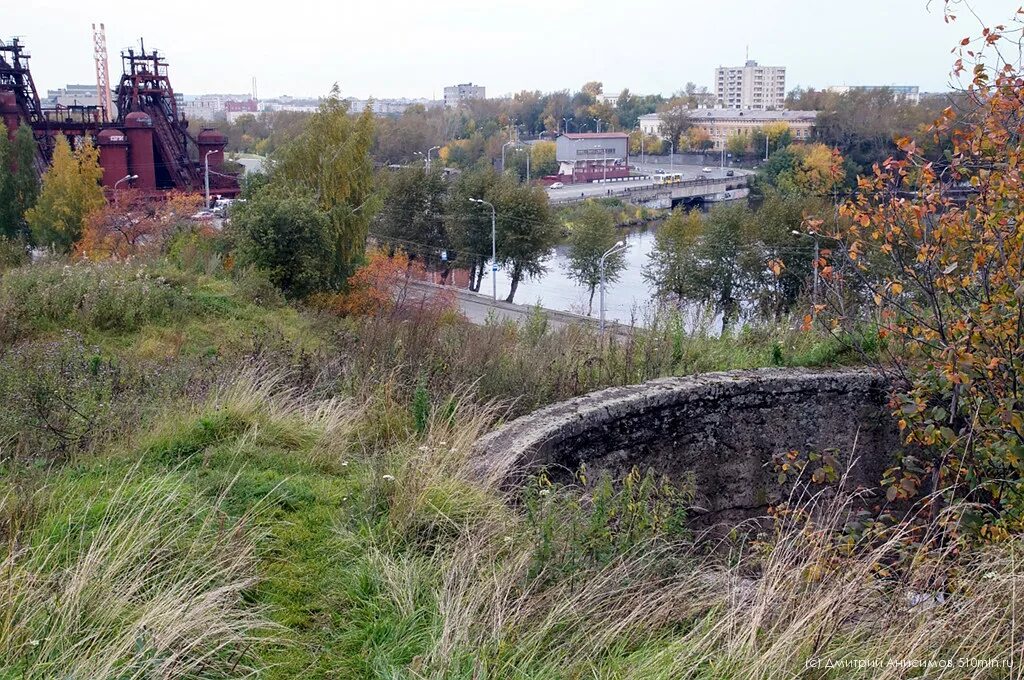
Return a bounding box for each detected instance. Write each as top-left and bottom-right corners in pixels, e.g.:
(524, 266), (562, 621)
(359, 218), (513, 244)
(406, 281), (631, 336)
(545, 165), (754, 203)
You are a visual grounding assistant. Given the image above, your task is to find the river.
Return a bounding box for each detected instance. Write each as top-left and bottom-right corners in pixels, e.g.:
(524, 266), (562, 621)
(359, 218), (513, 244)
(492, 222), (664, 326)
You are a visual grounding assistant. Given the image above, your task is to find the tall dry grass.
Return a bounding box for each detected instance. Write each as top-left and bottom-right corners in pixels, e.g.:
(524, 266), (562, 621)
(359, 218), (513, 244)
(0, 473), (268, 678)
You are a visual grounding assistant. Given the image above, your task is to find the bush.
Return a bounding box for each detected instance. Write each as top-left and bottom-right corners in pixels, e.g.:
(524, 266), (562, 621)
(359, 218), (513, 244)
(228, 186), (335, 298)
(0, 261), (199, 341)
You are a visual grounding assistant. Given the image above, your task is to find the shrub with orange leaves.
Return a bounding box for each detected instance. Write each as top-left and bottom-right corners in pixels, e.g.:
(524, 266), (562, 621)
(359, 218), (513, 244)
(75, 190), (204, 261)
(819, 9), (1024, 534)
(316, 247), (458, 318)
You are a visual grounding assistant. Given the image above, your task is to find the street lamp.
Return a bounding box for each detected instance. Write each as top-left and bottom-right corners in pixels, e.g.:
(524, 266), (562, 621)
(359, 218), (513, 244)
(599, 240), (628, 332)
(470, 197), (498, 301)
(426, 145), (441, 171)
(501, 140), (516, 174)
(204, 150), (216, 209)
(113, 174), (138, 204)
(563, 117), (572, 134)
(594, 118), (602, 133)
(669, 141), (674, 174)
(791, 229), (821, 316)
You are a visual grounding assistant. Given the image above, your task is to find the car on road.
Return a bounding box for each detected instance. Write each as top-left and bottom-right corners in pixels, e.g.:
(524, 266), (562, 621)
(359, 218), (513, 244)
(701, 167), (714, 173)
(549, 182), (564, 189)
(726, 170), (735, 177)
(191, 209), (216, 222)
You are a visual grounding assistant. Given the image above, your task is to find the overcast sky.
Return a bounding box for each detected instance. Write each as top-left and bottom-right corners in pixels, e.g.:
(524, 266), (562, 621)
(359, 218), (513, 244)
(7, 0), (1013, 99)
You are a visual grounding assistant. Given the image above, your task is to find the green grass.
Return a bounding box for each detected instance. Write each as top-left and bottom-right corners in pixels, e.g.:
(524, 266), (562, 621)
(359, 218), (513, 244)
(4, 256), (1007, 679)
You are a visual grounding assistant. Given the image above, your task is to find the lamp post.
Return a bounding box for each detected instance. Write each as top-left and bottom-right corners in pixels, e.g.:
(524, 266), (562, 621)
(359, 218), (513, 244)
(669, 141), (674, 174)
(501, 140), (515, 174)
(594, 118), (602, 133)
(204, 150), (216, 209)
(113, 173), (137, 203)
(791, 229), (820, 317)
(426, 145), (441, 171)
(563, 117), (572, 134)
(764, 132), (770, 162)
(470, 198), (498, 301)
(599, 240), (628, 332)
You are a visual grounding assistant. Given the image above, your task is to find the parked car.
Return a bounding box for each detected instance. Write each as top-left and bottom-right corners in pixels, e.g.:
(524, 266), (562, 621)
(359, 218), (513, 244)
(726, 170), (735, 177)
(701, 167), (714, 173)
(191, 209), (215, 221)
(549, 182), (564, 189)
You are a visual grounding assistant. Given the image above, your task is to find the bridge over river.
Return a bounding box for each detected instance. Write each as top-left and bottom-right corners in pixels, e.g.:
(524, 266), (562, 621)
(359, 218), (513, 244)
(546, 169), (754, 208)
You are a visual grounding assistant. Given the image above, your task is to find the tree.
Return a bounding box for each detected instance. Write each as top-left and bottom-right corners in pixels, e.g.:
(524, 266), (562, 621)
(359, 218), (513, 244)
(814, 19), (1024, 532)
(492, 175), (558, 303)
(565, 201), (625, 314)
(657, 106), (690, 151)
(685, 126), (713, 152)
(757, 143), (845, 196)
(270, 85), (377, 287)
(530, 141), (558, 177)
(445, 167), (500, 291)
(375, 165), (450, 275)
(726, 131), (750, 157)
(75, 190), (202, 260)
(25, 136), (104, 252)
(229, 188), (334, 298)
(644, 204), (758, 326)
(0, 124), (39, 240)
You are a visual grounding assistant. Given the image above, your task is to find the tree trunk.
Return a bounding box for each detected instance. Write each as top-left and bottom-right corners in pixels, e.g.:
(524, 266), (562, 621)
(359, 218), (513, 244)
(587, 286), (596, 315)
(475, 259), (485, 291)
(505, 265), (521, 303)
(468, 261), (479, 292)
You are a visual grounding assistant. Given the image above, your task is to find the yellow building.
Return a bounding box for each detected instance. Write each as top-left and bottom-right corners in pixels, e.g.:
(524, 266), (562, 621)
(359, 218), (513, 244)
(639, 108), (818, 150)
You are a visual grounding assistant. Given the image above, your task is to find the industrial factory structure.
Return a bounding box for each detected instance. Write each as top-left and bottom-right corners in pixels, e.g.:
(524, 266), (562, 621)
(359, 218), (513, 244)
(0, 31), (238, 198)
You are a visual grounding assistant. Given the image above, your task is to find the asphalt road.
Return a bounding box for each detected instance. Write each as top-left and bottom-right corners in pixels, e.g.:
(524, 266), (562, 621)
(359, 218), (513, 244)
(545, 166), (753, 202)
(406, 281), (632, 336)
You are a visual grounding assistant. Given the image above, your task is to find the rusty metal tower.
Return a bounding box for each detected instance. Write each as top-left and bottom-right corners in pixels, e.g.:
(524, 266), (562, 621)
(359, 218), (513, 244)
(92, 23), (113, 122)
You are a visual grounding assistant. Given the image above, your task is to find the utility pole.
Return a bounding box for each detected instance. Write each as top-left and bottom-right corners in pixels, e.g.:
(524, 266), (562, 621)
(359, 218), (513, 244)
(470, 198), (498, 301)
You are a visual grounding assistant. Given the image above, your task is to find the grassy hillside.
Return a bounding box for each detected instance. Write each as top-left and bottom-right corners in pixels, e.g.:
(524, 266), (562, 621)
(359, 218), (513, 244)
(0, 258), (1017, 679)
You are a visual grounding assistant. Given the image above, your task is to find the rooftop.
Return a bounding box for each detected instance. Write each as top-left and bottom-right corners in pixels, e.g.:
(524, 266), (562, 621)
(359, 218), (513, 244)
(640, 109), (818, 121)
(560, 132), (629, 139)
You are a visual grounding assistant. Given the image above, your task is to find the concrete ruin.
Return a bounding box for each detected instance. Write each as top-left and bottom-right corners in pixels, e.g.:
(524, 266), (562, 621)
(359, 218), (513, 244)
(472, 368), (899, 522)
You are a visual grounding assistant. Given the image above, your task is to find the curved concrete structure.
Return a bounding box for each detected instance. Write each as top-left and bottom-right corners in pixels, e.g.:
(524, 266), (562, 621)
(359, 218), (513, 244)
(472, 368), (897, 521)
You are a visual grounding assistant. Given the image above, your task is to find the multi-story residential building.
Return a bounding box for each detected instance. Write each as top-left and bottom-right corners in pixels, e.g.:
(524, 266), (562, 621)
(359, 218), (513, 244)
(827, 85), (920, 104)
(714, 60), (786, 110)
(443, 83), (485, 108)
(638, 108), (818, 150)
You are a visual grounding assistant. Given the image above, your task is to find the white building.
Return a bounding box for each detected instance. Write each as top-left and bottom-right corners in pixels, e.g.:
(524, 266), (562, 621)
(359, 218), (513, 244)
(827, 85), (920, 104)
(714, 61), (786, 110)
(639, 109), (818, 150)
(443, 83), (485, 108)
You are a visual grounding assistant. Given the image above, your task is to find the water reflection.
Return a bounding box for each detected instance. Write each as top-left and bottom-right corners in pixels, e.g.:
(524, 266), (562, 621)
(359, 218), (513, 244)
(492, 222), (662, 325)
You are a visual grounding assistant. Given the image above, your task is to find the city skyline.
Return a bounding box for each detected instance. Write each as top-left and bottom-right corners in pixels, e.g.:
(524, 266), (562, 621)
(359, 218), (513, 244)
(5, 0), (1009, 100)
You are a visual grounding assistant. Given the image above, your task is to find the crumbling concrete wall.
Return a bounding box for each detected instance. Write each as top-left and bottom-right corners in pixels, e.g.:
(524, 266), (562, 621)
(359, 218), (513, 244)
(472, 368), (898, 521)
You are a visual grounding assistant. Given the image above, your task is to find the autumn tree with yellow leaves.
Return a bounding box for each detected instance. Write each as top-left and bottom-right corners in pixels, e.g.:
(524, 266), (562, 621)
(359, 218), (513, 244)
(818, 7), (1024, 535)
(25, 137), (104, 252)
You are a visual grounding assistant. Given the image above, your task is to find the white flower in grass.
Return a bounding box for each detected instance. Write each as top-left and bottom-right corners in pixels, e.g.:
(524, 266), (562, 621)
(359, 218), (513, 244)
(341, 461), (349, 467)
(538, 489), (550, 497)
(417, 445), (429, 452)
(382, 474), (396, 482)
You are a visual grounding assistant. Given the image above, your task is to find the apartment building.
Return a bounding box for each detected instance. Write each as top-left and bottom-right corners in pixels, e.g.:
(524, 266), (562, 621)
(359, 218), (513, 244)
(714, 60), (786, 110)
